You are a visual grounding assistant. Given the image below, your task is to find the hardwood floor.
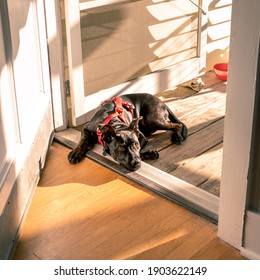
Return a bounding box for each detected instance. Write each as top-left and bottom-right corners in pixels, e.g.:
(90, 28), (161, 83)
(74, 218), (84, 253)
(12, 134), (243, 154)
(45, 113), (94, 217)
(13, 142), (245, 260)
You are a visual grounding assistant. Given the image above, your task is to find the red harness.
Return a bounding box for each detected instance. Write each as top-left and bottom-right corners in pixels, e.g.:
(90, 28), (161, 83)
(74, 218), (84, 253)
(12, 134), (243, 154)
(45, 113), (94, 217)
(96, 97), (134, 146)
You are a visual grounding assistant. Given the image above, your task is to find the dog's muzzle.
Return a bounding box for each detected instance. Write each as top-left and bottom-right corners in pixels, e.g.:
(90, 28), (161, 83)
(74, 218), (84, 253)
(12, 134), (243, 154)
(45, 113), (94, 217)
(125, 157), (141, 171)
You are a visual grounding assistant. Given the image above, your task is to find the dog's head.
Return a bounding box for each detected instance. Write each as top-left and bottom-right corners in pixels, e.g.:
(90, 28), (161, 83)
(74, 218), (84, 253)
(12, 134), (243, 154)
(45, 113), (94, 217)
(99, 118), (142, 171)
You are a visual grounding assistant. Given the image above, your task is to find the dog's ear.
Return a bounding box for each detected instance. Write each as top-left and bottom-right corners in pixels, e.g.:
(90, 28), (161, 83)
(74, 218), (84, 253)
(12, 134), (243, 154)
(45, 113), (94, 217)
(98, 124), (117, 144)
(129, 117), (143, 135)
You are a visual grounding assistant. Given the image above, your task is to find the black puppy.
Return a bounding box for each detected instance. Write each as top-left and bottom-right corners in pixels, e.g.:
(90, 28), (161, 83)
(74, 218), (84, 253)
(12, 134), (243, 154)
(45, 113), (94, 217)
(68, 93), (187, 171)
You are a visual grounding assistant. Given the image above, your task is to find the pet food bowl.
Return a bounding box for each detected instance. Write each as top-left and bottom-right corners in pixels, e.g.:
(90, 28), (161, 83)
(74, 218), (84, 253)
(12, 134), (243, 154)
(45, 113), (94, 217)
(213, 63), (228, 81)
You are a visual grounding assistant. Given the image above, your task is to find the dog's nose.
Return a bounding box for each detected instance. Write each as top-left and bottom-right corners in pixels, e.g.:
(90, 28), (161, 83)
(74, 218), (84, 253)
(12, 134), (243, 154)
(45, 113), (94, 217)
(131, 157), (141, 166)
(129, 158), (141, 171)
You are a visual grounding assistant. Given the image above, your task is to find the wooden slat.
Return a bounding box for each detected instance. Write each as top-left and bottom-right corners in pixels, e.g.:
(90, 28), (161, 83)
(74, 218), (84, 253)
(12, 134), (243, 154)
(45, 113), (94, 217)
(156, 85), (194, 102)
(166, 82), (227, 117)
(147, 118), (224, 173)
(198, 170), (221, 196)
(170, 143), (223, 192)
(179, 95), (226, 134)
(156, 70), (222, 101)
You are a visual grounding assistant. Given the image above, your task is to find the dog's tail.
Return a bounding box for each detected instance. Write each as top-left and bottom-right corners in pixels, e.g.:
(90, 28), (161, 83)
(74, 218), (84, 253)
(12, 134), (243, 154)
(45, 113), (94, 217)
(166, 105), (188, 140)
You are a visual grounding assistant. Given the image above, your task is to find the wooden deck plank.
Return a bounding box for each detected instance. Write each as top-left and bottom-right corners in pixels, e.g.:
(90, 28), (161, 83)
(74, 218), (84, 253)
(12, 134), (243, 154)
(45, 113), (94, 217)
(170, 143), (223, 193)
(165, 82), (227, 118)
(156, 70), (222, 103)
(179, 95), (226, 135)
(145, 118), (224, 173)
(197, 170), (222, 196)
(155, 85), (194, 102)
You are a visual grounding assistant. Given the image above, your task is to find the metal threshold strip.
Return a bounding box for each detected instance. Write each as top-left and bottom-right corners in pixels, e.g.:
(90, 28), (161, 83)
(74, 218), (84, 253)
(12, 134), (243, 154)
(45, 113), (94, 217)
(54, 130), (219, 223)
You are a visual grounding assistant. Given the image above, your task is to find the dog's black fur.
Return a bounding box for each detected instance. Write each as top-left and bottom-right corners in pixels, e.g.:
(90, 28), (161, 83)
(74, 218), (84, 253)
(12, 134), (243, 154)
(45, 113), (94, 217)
(68, 93), (187, 171)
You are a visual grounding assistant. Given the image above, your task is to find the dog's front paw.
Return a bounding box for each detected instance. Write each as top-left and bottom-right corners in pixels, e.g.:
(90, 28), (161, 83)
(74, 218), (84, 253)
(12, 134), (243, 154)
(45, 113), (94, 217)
(141, 150), (159, 160)
(68, 149), (85, 164)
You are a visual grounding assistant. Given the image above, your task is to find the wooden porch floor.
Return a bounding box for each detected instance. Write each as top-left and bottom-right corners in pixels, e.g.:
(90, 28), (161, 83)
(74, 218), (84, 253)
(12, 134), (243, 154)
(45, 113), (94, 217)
(144, 71), (226, 197)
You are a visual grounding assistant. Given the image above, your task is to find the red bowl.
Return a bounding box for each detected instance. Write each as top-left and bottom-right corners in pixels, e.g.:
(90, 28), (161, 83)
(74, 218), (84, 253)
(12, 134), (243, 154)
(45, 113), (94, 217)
(213, 63), (228, 81)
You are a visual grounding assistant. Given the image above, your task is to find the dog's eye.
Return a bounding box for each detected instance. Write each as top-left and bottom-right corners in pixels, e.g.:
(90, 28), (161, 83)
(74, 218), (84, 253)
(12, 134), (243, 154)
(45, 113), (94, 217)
(132, 142), (140, 149)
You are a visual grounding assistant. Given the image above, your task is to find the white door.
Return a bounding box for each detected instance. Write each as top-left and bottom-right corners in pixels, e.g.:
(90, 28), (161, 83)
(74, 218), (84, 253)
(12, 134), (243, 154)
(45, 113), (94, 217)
(64, 0), (208, 126)
(0, 0), (53, 259)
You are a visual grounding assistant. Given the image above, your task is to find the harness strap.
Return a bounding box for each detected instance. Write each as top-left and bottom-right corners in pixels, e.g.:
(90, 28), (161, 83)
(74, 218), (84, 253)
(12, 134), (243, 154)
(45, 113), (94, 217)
(96, 97), (134, 146)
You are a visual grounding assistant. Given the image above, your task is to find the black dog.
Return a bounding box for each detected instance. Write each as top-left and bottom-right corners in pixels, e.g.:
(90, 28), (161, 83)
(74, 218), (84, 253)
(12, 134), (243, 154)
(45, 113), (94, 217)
(68, 93), (187, 171)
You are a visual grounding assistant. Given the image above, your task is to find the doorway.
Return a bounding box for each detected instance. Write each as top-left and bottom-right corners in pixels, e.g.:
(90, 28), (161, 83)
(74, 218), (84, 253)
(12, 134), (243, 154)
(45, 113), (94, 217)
(58, 0), (232, 221)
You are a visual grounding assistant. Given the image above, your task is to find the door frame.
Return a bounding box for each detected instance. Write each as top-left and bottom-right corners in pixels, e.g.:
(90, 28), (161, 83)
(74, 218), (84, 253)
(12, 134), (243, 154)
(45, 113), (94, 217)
(45, 0), (67, 131)
(217, 0), (260, 259)
(64, 0), (208, 126)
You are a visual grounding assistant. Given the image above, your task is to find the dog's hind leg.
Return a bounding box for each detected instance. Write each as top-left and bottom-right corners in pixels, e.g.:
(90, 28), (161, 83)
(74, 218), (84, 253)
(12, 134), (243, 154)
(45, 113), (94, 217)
(165, 106), (188, 142)
(170, 123), (187, 145)
(144, 112), (185, 145)
(68, 125), (96, 164)
(153, 120), (184, 145)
